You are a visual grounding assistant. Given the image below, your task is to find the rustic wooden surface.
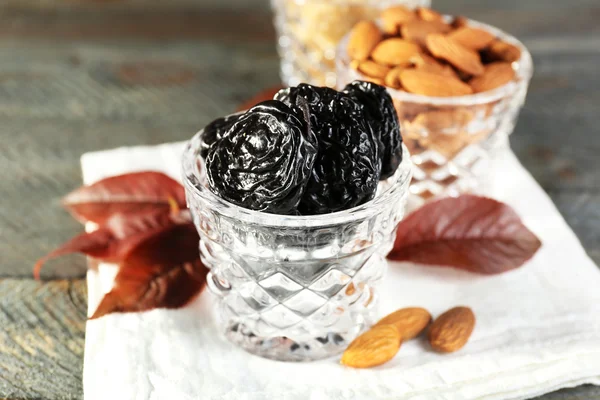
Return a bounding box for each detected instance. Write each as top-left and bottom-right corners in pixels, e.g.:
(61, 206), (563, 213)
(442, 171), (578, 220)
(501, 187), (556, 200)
(0, 0), (598, 398)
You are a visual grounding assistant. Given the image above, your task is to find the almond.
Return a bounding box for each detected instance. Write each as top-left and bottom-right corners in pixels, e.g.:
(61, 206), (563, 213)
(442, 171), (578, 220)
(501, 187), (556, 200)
(417, 7), (444, 22)
(485, 39), (522, 63)
(371, 38), (422, 66)
(347, 21), (383, 61)
(384, 66), (404, 89)
(374, 307), (431, 340)
(381, 5), (416, 35)
(341, 325), (402, 368)
(426, 33), (485, 75)
(470, 62), (515, 92)
(401, 20), (452, 47)
(428, 306), (475, 353)
(357, 60), (390, 79)
(400, 69), (473, 97)
(363, 77), (385, 85)
(448, 27), (496, 50)
(345, 282), (356, 296)
(410, 53), (458, 78)
(413, 108), (474, 133)
(451, 16), (469, 29)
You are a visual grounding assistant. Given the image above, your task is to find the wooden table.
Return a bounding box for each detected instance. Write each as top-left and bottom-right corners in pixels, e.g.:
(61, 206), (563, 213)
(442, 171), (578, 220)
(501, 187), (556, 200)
(0, 0), (598, 398)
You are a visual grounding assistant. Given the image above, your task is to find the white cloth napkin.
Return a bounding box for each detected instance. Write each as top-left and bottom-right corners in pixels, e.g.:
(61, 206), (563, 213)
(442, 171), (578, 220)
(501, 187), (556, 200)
(81, 142), (600, 400)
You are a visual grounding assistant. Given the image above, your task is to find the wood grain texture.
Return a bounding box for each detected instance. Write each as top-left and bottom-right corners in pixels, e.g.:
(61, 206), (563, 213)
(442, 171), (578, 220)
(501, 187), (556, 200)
(0, 0), (597, 398)
(0, 279), (85, 400)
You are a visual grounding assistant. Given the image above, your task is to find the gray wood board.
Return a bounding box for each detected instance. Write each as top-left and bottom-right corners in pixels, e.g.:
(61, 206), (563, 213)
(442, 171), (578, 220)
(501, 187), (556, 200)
(0, 0), (597, 398)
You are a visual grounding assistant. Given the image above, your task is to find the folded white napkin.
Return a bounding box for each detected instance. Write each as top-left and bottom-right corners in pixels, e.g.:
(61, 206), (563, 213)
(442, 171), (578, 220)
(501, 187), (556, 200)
(81, 142), (600, 400)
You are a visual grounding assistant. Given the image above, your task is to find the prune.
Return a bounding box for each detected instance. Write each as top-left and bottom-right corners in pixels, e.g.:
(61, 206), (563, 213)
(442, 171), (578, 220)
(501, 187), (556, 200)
(199, 114), (241, 159)
(343, 81), (403, 179)
(276, 84), (381, 215)
(205, 100), (318, 214)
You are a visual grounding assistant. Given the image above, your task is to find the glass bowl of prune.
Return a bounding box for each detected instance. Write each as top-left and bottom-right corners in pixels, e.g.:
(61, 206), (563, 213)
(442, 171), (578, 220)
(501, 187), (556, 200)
(335, 9), (533, 209)
(182, 82), (412, 362)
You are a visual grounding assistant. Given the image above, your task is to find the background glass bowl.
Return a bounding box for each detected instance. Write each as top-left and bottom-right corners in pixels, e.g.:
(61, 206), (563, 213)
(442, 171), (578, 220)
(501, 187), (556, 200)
(271, 0), (431, 88)
(336, 18), (533, 209)
(182, 128), (412, 361)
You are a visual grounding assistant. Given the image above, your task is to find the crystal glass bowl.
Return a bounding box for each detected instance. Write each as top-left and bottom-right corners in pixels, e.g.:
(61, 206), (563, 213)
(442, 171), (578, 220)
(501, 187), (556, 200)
(336, 18), (533, 208)
(271, 0), (431, 88)
(182, 127), (412, 361)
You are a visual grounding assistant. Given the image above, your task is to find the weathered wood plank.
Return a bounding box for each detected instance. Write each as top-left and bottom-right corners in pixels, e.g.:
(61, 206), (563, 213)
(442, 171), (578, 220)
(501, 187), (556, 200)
(0, 0), (598, 398)
(0, 279), (85, 400)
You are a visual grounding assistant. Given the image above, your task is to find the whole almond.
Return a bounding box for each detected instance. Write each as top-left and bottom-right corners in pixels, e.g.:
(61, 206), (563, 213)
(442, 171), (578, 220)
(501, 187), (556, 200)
(363, 77), (386, 85)
(417, 7), (444, 22)
(371, 38), (422, 66)
(374, 307), (431, 340)
(428, 306), (475, 353)
(401, 20), (452, 47)
(341, 325), (402, 368)
(413, 108), (474, 133)
(451, 16), (469, 29)
(384, 66), (404, 89)
(381, 5), (416, 35)
(449, 27), (496, 50)
(347, 21), (383, 61)
(470, 62), (516, 92)
(426, 33), (485, 75)
(410, 53), (458, 78)
(400, 69), (473, 97)
(357, 60), (391, 79)
(485, 40), (522, 63)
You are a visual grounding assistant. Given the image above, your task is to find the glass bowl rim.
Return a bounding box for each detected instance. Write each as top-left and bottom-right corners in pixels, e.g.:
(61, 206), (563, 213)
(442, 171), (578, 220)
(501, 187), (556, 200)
(336, 17), (534, 106)
(181, 126), (413, 228)
(272, 0), (429, 6)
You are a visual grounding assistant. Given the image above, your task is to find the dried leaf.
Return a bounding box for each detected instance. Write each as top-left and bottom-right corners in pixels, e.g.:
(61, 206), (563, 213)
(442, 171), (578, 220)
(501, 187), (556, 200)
(389, 195), (542, 274)
(122, 221), (200, 268)
(91, 259), (207, 319)
(33, 209), (180, 279)
(236, 86), (284, 111)
(63, 171), (186, 224)
(91, 219), (205, 318)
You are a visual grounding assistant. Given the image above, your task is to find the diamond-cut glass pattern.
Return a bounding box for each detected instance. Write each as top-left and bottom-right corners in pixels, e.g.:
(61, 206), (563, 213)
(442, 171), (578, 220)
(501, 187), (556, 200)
(183, 135), (412, 361)
(259, 272), (303, 302)
(308, 269), (351, 298)
(283, 290), (327, 316)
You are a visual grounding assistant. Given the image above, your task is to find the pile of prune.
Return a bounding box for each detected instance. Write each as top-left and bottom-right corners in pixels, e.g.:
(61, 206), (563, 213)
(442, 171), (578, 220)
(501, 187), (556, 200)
(201, 81), (402, 215)
(343, 81), (403, 179)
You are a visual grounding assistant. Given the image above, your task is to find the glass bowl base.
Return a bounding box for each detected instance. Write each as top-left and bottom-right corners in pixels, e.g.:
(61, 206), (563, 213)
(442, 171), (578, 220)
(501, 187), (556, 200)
(223, 317), (373, 361)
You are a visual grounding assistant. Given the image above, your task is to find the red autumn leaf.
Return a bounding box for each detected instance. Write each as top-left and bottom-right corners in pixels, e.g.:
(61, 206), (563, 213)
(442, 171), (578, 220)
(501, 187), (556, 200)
(121, 221), (201, 268)
(33, 208), (186, 279)
(91, 219), (205, 319)
(388, 195), (542, 274)
(90, 259), (207, 319)
(62, 171), (187, 224)
(236, 85), (285, 111)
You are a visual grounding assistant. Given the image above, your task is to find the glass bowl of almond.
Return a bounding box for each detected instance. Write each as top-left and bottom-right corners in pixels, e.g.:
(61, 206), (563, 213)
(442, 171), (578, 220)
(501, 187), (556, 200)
(271, 0), (431, 88)
(336, 6), (533, 207)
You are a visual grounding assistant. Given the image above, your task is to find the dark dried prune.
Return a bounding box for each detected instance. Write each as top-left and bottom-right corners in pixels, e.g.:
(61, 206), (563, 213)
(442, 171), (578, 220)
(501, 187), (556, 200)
(199, 114), (241, 159)
(205, 100), (317, 214)
(343, 81), (403, 179)
(276, 84), (381, 215)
